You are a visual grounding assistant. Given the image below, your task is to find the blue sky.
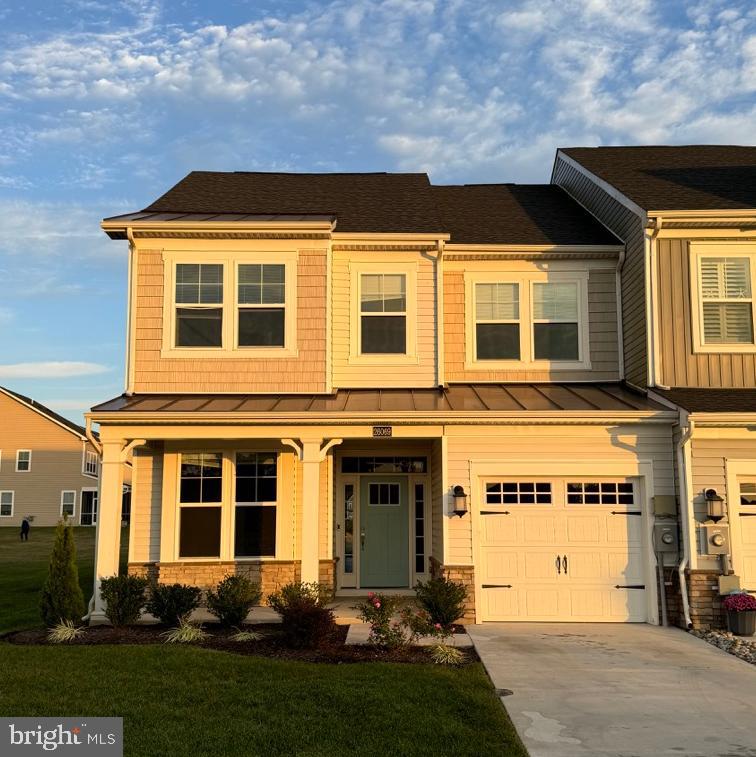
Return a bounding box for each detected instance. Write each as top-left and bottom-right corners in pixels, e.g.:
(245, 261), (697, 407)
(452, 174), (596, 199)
(0, 0), (754, 423)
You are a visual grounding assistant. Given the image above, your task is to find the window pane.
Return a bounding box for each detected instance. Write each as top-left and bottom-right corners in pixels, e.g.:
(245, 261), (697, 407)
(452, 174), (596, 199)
(180, 453), (222, 504)
(344, 484), (354, 574)
(238, 308), (285, 346)
(235, 452), (277, 503)
(235, 506), (276, 557)
(176, 264), (222, 304)
(476, 323), (520, 360)
(361, 315), (406, 353)
(179, 507), (221, 558)
(534, 322), (579, 360)
(239, 264), (285, 305)
(383, 275), (406, 312)
(361, 274), (406, 313)
(176, 307), (222, 347)
(476, 283), (519, 321)
(533, 282), (578, 320)
(701, 258), (751, 299)
(703, 302), (754, 344)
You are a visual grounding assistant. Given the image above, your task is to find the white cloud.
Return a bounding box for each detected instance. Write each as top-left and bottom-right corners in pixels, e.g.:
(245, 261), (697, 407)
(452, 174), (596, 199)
(0, 362), (110, 378)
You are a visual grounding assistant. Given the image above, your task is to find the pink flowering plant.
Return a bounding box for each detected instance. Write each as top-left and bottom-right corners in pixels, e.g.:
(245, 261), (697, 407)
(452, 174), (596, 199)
(399, 607), (452, 644)
(722, 592), (756, 613)
(355, 593), (411, 649)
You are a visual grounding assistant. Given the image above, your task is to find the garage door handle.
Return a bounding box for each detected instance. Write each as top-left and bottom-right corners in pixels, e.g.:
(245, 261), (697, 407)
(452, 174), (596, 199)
(556, 555), (561, 574)
(562, 555), (568, 575)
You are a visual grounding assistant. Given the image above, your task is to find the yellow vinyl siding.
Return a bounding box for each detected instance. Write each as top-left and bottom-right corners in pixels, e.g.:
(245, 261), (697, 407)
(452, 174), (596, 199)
(130, 443), (163, 563)
(431, 438), (444, 563)
(445, 425), (674, 565)
(657, 239), (756, 387)
(553, 156), (648, 387)
(132, 247), (328, 393)
(332, 250), (437, 387)
(0, 392), (98, 527)
(444, 263), (620, 381)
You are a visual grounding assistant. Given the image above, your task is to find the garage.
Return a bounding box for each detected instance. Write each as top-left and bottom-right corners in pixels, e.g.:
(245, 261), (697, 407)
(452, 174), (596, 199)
(477, 476), (647, 622)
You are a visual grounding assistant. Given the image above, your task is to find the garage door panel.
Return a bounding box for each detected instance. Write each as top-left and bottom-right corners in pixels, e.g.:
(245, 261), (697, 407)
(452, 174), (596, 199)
(484, 588), (519, 619)
(565, 552), (602, 579)
(565, 516), (602, 543)
(481, 515), (518, 545)
(607, 550), (644, 581)
(524, 589), (562, 618)
(525, 552), (561, 579)
(609, 588), (646, 621)
(606, 515), (643, 545)
(523, 515), (559, 543)
(481, 548), (519, 580)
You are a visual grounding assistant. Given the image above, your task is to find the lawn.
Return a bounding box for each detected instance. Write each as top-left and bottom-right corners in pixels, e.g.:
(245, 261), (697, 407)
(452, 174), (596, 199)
(0, 525), (128, 634)
(0, 645), (526, 757)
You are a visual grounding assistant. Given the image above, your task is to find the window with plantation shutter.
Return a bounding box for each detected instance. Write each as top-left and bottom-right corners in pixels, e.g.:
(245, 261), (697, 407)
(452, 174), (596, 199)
(699, 257), (754, 345)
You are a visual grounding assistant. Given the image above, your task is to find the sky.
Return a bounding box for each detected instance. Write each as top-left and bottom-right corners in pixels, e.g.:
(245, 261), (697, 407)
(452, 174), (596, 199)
(0, 0), (754, 424)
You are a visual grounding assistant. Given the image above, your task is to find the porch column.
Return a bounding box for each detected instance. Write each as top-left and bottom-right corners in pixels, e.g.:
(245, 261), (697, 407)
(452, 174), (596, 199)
(91, 440), (124, 623)
(300, 439), (323, 584)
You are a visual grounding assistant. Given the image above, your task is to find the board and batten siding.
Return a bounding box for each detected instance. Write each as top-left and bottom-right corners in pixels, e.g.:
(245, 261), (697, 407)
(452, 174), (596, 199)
(129, 443), (163, 563)
(553, 156), (648, 387)
(444, 425), (675, 565)
(657, 238), (756, 387)
(132, 247), (328, 393)
(332, 250), (437, 388)
(431, 438), (444, 563)
(0, 392), (99, 527)
(443, 262), (620, 382)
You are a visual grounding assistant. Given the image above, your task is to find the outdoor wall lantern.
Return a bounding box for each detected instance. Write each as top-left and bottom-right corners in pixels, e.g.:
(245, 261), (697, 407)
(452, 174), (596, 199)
(452, 485), (469, 517)
(705, 488), (725, 522)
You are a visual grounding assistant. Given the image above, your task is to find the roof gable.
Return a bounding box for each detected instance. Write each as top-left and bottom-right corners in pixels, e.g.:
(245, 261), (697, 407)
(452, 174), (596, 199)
(0, 386), (89, 440)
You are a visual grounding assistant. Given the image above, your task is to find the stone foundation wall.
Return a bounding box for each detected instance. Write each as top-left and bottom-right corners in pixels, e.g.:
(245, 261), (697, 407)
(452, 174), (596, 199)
(437, 562), (476, 624)
(128, 559), (337, 603)
(687, 570), (725, 631)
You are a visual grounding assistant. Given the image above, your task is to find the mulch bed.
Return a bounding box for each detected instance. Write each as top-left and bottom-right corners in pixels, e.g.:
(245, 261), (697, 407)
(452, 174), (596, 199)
(2, 624), (476, 665)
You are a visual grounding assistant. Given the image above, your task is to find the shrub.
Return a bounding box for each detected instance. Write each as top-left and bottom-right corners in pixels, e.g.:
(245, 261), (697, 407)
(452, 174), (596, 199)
(429, 643), (466, 666)
(146, 582), (202, 625)
(39, 519), (86, 627)
(162, 618), (208, 644)
(47, 620), (85, 643)
(99, 575), (148, 626)
(415, 576), (468, 629)
(399, 606), (448, 643)
(268, 582), (337, 649)
(206, 574), (262, 627)
(231, 629), (264, 642)
(355, 592), (409, 649)
(723, 593), (756, 612)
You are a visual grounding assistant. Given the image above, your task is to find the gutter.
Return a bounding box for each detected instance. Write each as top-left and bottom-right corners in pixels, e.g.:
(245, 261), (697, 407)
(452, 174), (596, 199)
(85, 416), (102, 456)
(675, 412), (695, 629)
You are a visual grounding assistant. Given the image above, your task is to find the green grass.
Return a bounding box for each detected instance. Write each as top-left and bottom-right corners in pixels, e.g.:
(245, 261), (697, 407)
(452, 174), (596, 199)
(0, 526), (128, 634)
(0, 645), (526, 757)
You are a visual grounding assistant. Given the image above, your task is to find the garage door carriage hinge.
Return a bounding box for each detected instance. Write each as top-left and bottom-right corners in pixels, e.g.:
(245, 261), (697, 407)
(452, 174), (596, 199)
(481, 584), (513, 589)
(481, 510), (511, 515)
(614, 584), (645, 589)
(611, 511), (642, 516)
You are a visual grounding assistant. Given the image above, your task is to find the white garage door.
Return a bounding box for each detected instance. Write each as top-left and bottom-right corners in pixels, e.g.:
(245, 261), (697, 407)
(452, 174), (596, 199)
(479, 478), (646, 622)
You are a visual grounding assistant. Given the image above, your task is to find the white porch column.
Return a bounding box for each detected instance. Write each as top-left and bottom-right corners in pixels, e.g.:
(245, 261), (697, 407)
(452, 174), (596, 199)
(300, 439), (323, 584)
(91, 439), (124, 623)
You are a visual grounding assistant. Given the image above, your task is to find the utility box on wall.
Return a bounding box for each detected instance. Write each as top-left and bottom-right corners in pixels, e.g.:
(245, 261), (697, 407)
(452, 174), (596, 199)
(653, 522), (679, 553)
(700, 523), (730, 555)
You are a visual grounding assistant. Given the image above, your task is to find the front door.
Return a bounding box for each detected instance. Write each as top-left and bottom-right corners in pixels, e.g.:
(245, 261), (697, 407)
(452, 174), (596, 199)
(80, 490), (98, 526)
(360, 477), (409, 588)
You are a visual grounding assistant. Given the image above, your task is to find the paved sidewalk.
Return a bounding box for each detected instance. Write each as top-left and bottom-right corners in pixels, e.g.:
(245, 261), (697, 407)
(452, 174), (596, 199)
(468, 623), (756, 757)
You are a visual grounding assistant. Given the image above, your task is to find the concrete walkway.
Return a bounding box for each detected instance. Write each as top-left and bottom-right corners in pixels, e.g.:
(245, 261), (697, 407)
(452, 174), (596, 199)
(468, 623), (756, 757)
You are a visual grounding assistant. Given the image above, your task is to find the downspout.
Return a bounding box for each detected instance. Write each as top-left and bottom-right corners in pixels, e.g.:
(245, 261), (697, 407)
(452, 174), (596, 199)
(435, 239), (445, 388)
(645, 217), (670, 389)
(125, 227), (136, 395)
(615, 243), (626, 380)
(82, 417), (101, 621)
(676, 413), (695, 629)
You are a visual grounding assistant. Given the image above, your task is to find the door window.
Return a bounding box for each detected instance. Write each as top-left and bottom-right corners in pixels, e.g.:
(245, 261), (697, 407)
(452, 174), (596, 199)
(368, 482), (400, 506)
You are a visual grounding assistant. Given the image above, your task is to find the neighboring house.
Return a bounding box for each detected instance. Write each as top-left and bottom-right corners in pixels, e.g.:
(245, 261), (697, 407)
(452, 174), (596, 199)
(89, 170), (683, 626)
(553, 146), (756, 628)
(0, 386), (101, 528)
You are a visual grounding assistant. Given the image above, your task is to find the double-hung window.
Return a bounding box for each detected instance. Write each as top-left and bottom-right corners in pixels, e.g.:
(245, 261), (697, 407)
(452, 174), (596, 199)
(84, 450), (98, 477)
(0, 491), (13, 517)
(237, 264), (286, 347)
(360, 273), (407, 354)
(178, 453), (223, 558)
(474, 283), (520, 360)
(16, 450), (31, 472)
(61, 490), (76, 518)
(175, 264), (223, 348)
(234, 452), (278, 557)
(696, 255), (754, 348)
(532, 282), (580, 361)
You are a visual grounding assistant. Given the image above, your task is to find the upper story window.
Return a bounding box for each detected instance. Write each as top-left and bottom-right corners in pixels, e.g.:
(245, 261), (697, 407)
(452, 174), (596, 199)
(238, 264), (285, 347)
(360, 273), (407, 354)
(466, 272), (589, 370)
(15, 450), (31, 472)
(162, 252), (297, 359)
(84, 450), (99, 477)
(691, 246), (756, 353)
(175, 263), (223, 348)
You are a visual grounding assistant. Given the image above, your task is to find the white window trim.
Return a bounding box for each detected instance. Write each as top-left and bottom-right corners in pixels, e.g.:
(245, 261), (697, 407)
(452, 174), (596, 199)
(80, 487), (98, 526)
(60, 490), (76, 518)
(690, 243), (756, 354)
(464, 271), (591, 370)
(161, 250), (298, 359)
(349, 261), (419, 365)
(0, 490), (14, 517)
(15, 450), (31, 473)
(82, 448), (99, 478)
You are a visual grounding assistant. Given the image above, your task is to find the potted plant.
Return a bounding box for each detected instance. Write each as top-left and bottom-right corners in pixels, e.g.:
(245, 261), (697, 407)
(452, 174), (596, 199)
(722, 592), (756, 636)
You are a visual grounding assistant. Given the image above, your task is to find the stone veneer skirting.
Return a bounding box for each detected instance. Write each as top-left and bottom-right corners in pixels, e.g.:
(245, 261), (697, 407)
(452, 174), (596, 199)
(430, 557), (476, 623)
(661, 567), (726, 631)
(129, 559), (336, 603)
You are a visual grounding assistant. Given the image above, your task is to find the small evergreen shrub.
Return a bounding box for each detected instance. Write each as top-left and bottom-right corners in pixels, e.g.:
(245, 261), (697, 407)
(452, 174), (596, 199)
(267, 582), (336, 649)
(146, 582), (202, 625)
(39, 519), (86, 627)
(99, 575), (148, 626)
(415, 577), (468, 629)
(206, 574), (262, 627)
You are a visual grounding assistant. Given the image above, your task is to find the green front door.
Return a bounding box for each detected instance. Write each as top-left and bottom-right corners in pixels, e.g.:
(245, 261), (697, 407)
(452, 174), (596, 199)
(360, 477), (409, 588)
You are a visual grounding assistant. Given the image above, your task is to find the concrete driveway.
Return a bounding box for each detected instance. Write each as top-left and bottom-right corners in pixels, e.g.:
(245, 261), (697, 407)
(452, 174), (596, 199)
(468, 624), (756, 757)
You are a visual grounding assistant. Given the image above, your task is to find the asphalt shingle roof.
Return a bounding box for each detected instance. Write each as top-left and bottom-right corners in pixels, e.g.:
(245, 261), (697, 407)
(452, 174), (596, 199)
(653, 387), (756, 414)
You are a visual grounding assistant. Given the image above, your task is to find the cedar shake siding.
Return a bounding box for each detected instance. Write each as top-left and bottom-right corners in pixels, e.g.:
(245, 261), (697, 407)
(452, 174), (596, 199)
(132, 247), (328, 393)
(552, 155), (648, 387)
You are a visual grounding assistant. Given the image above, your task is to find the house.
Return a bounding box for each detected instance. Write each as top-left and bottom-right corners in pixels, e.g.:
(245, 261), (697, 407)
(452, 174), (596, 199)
(0, 386), (103, 527)
(553, 146), (756, 628)
(88, 169), (687, 626)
